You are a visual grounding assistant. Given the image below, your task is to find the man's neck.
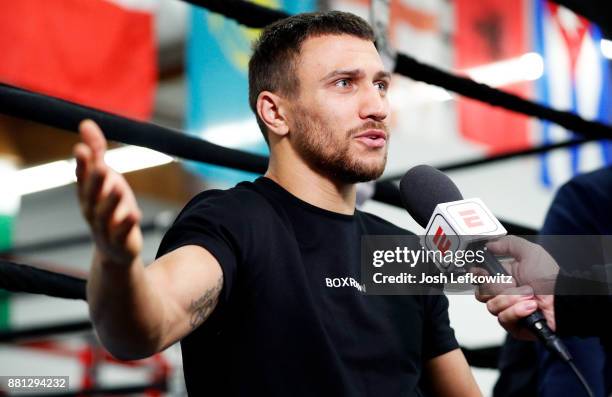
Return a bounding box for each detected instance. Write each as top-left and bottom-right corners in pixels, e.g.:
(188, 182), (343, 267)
(265, 156), (356, 215)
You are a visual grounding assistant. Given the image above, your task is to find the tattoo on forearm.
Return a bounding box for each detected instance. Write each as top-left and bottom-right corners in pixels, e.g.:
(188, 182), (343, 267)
(189, 275), (223, 329)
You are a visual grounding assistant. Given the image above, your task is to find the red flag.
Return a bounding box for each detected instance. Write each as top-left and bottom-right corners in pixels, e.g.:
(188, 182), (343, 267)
(455, 0), (531, 153)
(0, 0), (156, 120)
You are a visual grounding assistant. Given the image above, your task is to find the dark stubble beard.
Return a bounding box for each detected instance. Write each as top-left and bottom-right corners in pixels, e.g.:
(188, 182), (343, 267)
(290, 106), (389, 184)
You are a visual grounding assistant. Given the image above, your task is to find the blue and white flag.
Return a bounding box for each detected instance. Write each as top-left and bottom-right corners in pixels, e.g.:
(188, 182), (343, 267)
(534, 0), (612, 188)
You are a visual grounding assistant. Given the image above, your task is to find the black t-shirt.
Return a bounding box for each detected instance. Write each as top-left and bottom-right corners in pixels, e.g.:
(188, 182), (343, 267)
(156, 177), (458, 396)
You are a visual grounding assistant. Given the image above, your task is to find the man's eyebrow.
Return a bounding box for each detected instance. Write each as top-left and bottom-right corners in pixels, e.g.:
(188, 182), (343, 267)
(320, 69), (365, 82)
(320, 69), (392, 82)
(374, 70), (392, 80)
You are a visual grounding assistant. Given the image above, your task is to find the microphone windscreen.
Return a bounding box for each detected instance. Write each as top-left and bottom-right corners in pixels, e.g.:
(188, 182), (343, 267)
(399, 165), (463, 227)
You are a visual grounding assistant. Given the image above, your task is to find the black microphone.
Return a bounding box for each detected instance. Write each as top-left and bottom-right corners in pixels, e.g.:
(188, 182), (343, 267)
(400, 165), (508, 276)
(399, 165), (572, 363)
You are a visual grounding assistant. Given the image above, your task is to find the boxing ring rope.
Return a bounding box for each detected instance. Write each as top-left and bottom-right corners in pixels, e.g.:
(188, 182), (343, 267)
(182, 0), (287, 27)
(0, 258), (85, 300)
(1, 0), (611, 383)
(0, 83), (267, 174)
(391, 53), (612, 140)
(382, 137), (599, 181)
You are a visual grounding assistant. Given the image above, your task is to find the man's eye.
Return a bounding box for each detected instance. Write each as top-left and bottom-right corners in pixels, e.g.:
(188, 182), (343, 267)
(335, 79), (351, 88)
(375, 81), (389, 92)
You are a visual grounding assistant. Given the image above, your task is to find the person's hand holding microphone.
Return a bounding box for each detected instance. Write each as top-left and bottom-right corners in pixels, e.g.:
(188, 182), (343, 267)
(475, 235), (559, 340)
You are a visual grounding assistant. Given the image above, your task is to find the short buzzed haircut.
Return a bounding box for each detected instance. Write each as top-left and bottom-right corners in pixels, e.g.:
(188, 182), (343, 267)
(248, 11), (375, 144)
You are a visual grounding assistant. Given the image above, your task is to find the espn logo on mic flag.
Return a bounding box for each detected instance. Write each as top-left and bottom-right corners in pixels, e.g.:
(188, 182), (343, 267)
(433, 226), (452, 254)
(446, 200), (500, 234)
(421, 198), (506, 271)
(424, 216), (460, 266)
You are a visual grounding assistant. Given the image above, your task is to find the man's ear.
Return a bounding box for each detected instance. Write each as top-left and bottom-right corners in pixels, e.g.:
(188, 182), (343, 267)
(256, 91), (289, 139)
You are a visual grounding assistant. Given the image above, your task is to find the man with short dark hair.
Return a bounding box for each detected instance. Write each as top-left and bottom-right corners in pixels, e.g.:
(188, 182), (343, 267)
(75, 11), (481, 396)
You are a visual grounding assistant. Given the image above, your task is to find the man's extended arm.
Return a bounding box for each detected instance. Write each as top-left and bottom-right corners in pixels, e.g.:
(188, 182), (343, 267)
(76, 120), (223, 360)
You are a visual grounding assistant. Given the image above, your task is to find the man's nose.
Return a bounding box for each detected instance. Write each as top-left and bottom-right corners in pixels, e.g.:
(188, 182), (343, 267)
(358, 85), (389, 122)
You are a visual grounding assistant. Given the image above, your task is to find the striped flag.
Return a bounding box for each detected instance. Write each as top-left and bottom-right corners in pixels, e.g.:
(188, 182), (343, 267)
(534, 1), (612, 187)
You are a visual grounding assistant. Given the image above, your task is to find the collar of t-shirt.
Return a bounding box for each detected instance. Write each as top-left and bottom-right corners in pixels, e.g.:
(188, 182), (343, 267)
(254, 176), (357, 222)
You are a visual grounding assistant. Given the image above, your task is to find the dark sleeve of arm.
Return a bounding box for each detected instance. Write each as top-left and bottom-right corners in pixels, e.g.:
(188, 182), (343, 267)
(422, 294), (459, 359)
(554, 272), (612, 339)
(540, 175), (612, 338)
(539, 176), (610, 394)
(540, 177), (601, 236)
(155, 189), (251, 305)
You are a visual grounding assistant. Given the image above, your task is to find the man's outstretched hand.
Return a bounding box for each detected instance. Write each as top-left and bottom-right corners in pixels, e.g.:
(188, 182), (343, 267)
(74, 120), (143, 267)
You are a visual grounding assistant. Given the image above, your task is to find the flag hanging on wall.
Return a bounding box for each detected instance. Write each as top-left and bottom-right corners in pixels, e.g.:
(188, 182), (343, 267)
(186, 0), (315, 185)
(534, 0), (612, 187)
(454, 0), (532, 153)
(0, 0), (157, 120)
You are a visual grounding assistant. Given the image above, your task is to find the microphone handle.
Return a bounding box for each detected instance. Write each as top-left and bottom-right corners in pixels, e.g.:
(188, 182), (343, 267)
(480, 247), (509, 276)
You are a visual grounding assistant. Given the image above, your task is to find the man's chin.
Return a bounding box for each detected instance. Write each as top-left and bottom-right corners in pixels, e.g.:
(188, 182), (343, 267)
(299, 146), (386, 183)
(341, 162), (386, 183)
(357, 158), (386, 177)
